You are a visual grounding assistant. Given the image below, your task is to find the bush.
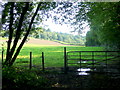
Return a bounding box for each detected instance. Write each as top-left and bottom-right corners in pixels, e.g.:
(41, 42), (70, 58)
(2, 66), (50, 89)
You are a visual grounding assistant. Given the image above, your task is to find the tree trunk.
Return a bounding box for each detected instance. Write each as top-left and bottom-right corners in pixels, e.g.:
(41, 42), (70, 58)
(5, 2), (14, 66)
(8, 2), (29, 62)
(9, 3), (41, 66)
(3, 2), (29, 66)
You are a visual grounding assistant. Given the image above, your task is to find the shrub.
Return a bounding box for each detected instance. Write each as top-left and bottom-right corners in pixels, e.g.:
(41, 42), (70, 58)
(2, 66), (50, 89)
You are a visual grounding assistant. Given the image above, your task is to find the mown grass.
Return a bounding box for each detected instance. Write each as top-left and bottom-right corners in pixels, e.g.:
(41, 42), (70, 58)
(12, 45), (104, 68)
(1, 43), (119, 68)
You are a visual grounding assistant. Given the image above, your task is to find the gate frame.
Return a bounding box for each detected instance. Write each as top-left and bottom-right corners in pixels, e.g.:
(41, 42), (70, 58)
(64, 47), (120, 73)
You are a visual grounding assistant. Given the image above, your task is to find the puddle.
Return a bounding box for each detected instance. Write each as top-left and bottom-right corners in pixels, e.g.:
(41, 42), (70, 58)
(78, 61), (87, 63)
(77, 68), (91, 75)
(77, 61), (91, 75)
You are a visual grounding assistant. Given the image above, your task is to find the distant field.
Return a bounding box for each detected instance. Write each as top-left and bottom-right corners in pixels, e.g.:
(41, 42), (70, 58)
(0, 38), (104, 68)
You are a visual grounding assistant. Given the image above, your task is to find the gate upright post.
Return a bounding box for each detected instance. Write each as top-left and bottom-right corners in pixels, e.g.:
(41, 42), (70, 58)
(64, 47), (67, 74)
(79, 52), (82, 71)
(42, 52), (45, 71)
(106, 51), (108, 73)
(92, 51), (94, 71)
(30, 52), (32, 69)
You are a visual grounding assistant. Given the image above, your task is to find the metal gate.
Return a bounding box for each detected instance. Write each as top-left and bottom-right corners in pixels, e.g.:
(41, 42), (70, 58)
(64, 48), (120, 74)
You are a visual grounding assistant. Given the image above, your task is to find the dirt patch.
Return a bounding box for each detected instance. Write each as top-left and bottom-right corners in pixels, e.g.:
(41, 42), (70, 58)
(26, 38), (64, 46)
(0, 38), (74, 46)
(25, 38), (74, 46)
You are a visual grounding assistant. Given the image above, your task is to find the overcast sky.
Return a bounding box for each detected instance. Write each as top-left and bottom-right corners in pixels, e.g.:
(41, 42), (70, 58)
(41, 18), (90, 36)
(0, 1), (90, 36)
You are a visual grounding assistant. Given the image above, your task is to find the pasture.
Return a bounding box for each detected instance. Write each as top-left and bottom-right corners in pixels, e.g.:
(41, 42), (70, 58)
(11, 45), (103, 68)
(0, 38), (105, 68)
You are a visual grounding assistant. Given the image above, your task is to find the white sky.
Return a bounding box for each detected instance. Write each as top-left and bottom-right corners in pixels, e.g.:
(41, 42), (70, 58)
(39, 2), (90, 36)
(0, 1), (90, 36)
(43, 18), (74, 33)
(41, 18), (90, 36)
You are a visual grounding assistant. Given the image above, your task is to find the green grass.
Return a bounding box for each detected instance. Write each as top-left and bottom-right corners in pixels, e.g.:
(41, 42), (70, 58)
(11, 45), (103, 68)
(1, 44), (119, 68)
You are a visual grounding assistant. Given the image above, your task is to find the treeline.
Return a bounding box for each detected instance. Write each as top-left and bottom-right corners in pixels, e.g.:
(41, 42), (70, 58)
(85, 2), (120, 50)
(85, 31), (101, 47)
(32, 29), (85, 46)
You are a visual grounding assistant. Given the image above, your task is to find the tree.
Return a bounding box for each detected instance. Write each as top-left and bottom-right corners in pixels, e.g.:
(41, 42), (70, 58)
(68, 2), (120, 50)
(86, 2), (120, 50)
(85, 31), (101, 46)
(1, 2), (57, 66)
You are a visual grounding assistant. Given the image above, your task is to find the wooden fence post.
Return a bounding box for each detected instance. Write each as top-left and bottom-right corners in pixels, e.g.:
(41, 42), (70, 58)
(79, 52), (82, 71)
(106, 51), (108, 73)
(42, 52), (45, 71)
(64, 47), (67, 74)
(92, 51), (94, 71)
(2, 50), (4, 64)
(2, 44), (4, 64)
(30, 52), (32, 69)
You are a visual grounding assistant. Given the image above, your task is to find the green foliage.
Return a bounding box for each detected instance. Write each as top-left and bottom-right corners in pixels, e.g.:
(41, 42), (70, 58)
(1, 2), (57, 38)
(85, 31), (101, 46)
(86, 2), (120, 50)
(1, 2), (58, 66)
(2, 66), (50, 89)
(65, 2), (120, 50)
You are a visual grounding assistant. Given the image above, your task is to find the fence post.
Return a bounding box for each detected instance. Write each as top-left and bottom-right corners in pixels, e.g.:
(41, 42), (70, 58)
(2, 44), (4, 64)
(42, 52), (45, 71)
(30, 52), (32, 69)
(92, 51), (94, 71)
(64, 47), (67, 74)
(2, 50), (4, 64)
(106, 51), (108, 73)
(79, 52), (82, 71)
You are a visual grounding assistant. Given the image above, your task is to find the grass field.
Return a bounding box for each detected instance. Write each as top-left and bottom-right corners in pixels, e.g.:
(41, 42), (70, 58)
(1, 38), (119, 69)
(1, 44), (104, 67)
(3, 38), (118, 68)
(9, 45), (103, 68)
